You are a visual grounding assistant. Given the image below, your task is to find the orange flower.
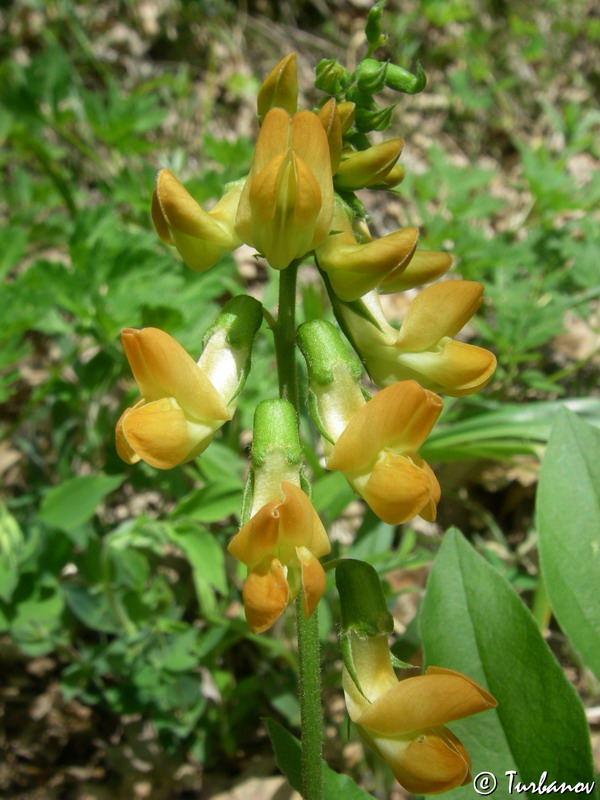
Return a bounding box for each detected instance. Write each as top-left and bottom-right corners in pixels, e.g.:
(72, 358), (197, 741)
(343, 632), (497, 795)
(227, 482), (331, 633)
(340, 282), (497, 396)
(116, 298), (262, 469)
(151, 169), (242, 272)
(235, 107), (334, 269)
(316, 199), (418, 301)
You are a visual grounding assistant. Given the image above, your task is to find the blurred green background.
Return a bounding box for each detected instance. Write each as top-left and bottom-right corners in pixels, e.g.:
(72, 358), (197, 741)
(1, 1), (599, 798)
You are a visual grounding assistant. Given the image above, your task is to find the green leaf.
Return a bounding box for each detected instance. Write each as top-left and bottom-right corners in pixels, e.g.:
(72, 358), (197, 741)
(39, 474), (124, 533)
(266, 718), (376, 800)
(0, 502), (24, 602)
(419, 529), (596, 799)
(170, 481), (242, 523)
(168, 523), (227, 615)
(537, 408), (600, 680)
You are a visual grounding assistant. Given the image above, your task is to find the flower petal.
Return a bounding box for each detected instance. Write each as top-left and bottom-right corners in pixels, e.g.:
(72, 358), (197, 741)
(395, 281), (484, 351)
(356, 670), (497, 735)
(377, 726), (471, 795)
(278, 482), (331, 561)
(120, 397), (215, 469)
(297, 546), (327, 619)
(378, 338), (497, 397)
(242, 556), (290, 633)
(379, 250), (452, 293)
(328, 381), (442, 472)
(120, 327), (229, 420)
(360, 451), (437, 525)
(227, 498), (281, 568)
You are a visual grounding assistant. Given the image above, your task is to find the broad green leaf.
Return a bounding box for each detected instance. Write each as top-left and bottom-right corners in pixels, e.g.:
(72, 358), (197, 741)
(420, 529), (596, 799)
(168, 523), (227, 615)
(40, 474), (124, 533)
(537, 408), (600, 680)
(170, 481), (242, 523)
(266, 718), (376, 800)
(62, 584), (122, 634)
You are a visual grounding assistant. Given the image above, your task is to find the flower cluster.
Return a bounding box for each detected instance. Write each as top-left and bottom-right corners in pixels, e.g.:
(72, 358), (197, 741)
(114, 41), (498, 795)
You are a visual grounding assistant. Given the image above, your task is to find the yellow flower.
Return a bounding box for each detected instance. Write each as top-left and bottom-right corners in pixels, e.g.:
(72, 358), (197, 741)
(227, 482), (331, 633)
(115, 327), (231, 469)
(116, 298), (261, 469)
(379, 249), (453, 293)
(343, 633), (497, 795)
(151, 169), (242, 272)
(341, 282), (497, 396)
(235, 107), (334, 269)
(326, 381), (443, 524)
(316, 199), (418, 301)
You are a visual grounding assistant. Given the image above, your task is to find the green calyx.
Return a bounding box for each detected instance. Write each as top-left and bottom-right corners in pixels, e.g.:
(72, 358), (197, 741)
(251, 398), (302, 468)
(202, 295), (263, 349)
(335, 559), (394, 637)
(297, 320), (362, 387)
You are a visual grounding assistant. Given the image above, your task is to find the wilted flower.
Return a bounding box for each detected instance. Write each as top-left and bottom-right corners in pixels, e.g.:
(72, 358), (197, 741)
(116, 297), (262, 469)
(343, 631), (497, 794)
(151, 169), (242, 272)
(235, 107), (334, 269)
(339, 282), (496, 396)
(228, 481), (331, 633)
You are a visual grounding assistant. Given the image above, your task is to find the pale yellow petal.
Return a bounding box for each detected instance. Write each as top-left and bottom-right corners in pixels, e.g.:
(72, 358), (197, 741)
(328, 381), (442, 472)
(395, 281), (484, 351)
(155, 169), (232, 244)
(356, 671), (497, 735)
(379, 726), (471, 795)
(361, 452), (436, 525)
(120, 327), (229, 420)
(380, 250), (452, 293)
(227, 498), (281, 568)
(120, 397), (213, 470)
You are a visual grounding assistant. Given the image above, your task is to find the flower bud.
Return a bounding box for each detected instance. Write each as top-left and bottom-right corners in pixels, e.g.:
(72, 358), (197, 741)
(355, 102), (395, 133)
(151, 169), (242, 272)
(317, 98), (343, 173)
(257, 53), (298, 120)
(355, 59), (388, 95)
(335, 138), (403, 190)
(315, 59), (351, 96)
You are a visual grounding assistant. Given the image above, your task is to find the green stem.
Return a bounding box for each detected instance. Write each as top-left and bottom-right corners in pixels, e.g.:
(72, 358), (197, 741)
(275, 260), (323, 800)
(274, 260), (300, 408)
(296, 597), (323, 800)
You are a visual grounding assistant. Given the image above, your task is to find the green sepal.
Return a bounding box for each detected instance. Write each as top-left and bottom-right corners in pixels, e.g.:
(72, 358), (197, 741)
(307, 389), (335, 445)
(355, 59), (388, 95)
(251, 398), (302, 468)
(355, 102), (395, 133)
(340, 631), (368, 699)
(315, 59), (351, 97)
(390, 654), (414, 670)
(335, 559), (394, 637)
(201, 295), (263, 350)
(297, 320), (363, 387)
(239, 467), (255, 526)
